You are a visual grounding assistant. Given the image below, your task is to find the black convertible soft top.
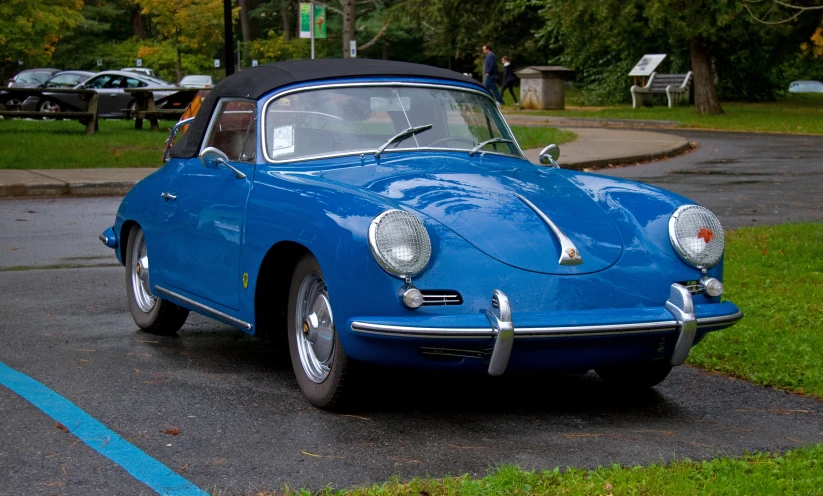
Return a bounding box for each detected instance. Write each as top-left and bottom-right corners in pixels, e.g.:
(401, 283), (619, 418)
(170, 59), (486, 159)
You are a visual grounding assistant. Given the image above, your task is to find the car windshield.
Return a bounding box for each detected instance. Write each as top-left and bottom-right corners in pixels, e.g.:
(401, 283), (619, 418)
(181, 76), (210, 84)
(17, 71), (52, 84)
(263, 85), (520, 162)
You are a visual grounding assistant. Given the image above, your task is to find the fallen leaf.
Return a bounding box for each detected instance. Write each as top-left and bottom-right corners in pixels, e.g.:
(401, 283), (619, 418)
(633, 430), (675, 436)
(61, 467), (67, 476)
(785, 436), (805, 443)
(163, 428), (181, 436)
(9, 247), (18, 251)
(73, 349), (96, 353)
(207, 458), (227, 466)
(178, 463), (189, 472)
(166, 443), (173, 447)
(339, 414), (371, 421)
(143, 379), (169, 385)
(55, 423), (69, 433)
(127, 353), (152, 357)
(301, 451), (344, 459)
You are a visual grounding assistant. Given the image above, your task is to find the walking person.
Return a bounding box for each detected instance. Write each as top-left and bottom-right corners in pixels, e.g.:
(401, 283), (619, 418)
(482, 44), (503, 104)
(500, 56), (518, 105)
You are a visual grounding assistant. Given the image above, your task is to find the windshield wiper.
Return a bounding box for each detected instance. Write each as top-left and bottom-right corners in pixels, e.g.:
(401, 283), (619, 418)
(469, 138), (514, 156)
(374, 124), (433, 158)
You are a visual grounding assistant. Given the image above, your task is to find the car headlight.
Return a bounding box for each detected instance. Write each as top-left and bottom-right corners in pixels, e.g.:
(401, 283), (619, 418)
(669, 205), (725, 269)
(369, 209), (431, 278)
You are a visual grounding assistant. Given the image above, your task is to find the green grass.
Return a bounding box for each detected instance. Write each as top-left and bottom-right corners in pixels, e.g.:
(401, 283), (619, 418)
(0, 118), (574, 169)
(509, 125), (576, 149)
(0, 118), (176, 169)
(688, 223), (823, 398)
(270, 446), (823, 495)
(504, 94), (823, 135)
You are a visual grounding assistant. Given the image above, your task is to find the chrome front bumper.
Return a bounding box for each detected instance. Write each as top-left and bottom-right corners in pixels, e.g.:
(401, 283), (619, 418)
(350, 283), (742, 376)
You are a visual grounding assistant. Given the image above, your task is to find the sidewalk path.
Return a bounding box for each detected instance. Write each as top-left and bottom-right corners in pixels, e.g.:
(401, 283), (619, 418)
(524, 127), (692, 170)
(0, 128), (690, 198)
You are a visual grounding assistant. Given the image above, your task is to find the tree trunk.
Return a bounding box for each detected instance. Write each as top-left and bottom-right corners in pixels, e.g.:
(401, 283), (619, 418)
(175, 46), (182, 83)
(689, 37), (724, 115)
(381, 41), (388, 60)
(130, 10), (147, 39)
(340, 0), (356, 58)
(239, 0), (252, 42)
(282, 0), (292, 41)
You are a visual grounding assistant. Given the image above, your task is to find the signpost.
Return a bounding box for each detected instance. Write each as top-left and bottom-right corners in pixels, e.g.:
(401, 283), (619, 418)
(214, 59), (221, 68)
(299, 2), (326, 60)
(252, 59), (259, 67)
(97, 59), (103, 67)
(350, 40), (357, 58)
(136, 58), (142, 67)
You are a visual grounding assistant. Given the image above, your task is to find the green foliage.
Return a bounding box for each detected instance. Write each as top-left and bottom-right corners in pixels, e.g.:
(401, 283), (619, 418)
(689, 223), (823, 398)
(0, 0), (84, 70)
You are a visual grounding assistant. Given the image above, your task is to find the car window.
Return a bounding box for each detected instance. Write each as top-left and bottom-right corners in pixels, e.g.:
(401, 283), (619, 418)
(264, 85), (519, 162)
(17, 71), (52, 84)
(85, 75), (114, 89)
(124, 77), (146, 88)
(46, 74), (79, 88)
(204, 100), (257, 162)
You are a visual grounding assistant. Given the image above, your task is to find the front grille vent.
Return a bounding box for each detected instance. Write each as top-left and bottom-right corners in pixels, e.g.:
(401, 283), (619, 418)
(420, 290), (463, 306)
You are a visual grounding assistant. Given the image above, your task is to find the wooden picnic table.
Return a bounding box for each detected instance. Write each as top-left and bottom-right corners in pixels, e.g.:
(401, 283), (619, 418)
(0, 87), (100, 135)
(124, 87), (210, 131)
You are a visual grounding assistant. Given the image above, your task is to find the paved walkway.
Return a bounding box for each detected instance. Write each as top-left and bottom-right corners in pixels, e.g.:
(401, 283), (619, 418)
(0, 127), (691, 198)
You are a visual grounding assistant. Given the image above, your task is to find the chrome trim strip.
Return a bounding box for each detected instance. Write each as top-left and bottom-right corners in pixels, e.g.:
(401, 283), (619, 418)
(516, 194), (583, 266)
(351, 319), (679, 339)
(666, 283), (697, 366)
(696, 310), (743, 328)
(154, 285), (252, 331)
(260, 81), (526, 164)
(98, 234), (108, 244)
(486, 289), (514, 376)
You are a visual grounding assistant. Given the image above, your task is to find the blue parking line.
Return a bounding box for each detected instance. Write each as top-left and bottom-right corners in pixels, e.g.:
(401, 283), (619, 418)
(0, 361), (209, 496)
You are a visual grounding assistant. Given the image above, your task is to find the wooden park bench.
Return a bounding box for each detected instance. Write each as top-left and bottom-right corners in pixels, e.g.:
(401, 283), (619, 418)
(631, 71), (693, 108)
(0, 87), (99, 135)
(124, 87), (209, 131)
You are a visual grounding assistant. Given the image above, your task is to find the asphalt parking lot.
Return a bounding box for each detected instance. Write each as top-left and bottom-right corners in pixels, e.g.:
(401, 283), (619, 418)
(1, 130), (822, 495)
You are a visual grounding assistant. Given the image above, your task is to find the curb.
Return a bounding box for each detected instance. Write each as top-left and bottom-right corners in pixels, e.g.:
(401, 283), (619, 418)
(0, 180), (143, 198)
(559, 140), (695, 171)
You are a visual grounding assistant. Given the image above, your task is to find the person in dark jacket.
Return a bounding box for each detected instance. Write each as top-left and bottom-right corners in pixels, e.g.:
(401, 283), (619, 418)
(500, 56), (518, 105)
(482, 44), (503, 104)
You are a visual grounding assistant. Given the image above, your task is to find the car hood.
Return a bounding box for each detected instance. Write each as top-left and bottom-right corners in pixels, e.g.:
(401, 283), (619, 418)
(312, 154), (624, 274)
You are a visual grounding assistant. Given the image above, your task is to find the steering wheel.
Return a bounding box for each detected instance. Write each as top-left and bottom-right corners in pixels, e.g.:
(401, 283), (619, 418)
(428, 136), (477, 147)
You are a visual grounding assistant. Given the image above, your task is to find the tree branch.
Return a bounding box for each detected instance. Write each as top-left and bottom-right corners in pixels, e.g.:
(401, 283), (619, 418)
(358, 20), (390, 50)
(743, 0), (823, 24)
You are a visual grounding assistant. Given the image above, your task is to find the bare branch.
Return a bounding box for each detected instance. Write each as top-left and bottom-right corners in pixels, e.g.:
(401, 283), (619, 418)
(743, 0), (823, 24)
(359, 20), (390, 50)
(312, 1), (343, 16)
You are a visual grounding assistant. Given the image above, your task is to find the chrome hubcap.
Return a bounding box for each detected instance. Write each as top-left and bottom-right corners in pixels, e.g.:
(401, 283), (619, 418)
(42, 101), (60, 112)
(130, 230), (156, 313)
(295, 273), (335, 383)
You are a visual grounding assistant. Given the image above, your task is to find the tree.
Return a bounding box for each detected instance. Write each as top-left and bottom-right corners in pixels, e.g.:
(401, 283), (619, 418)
(0, 0), (84, 71)
(138, 0), (225, 81)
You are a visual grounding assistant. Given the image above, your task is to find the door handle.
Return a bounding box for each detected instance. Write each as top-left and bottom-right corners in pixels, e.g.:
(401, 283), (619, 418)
(160, 192), (177, 201)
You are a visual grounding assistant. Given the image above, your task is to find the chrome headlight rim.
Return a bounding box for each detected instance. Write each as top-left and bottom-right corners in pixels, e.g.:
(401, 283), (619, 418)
(368, 209), (432, 279)
(668, 204), (725, 269)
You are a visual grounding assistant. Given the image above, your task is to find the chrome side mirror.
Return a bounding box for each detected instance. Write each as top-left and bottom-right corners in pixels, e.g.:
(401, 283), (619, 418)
(539, 144), (560, 167)
(199, 146), (246, 179)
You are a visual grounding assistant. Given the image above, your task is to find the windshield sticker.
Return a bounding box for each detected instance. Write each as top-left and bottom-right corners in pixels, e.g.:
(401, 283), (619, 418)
(270, 125), (295, 157)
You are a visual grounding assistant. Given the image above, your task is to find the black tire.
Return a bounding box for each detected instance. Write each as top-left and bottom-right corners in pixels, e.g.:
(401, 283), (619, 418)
(287, 253), (351, 409)
(125, 225), (189, 335)
(595, 360), (673, 390)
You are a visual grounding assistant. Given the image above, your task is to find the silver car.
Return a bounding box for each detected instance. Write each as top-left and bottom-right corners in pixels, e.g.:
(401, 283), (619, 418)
(788, 80), (823, 93)
(44, 70), (175, 118)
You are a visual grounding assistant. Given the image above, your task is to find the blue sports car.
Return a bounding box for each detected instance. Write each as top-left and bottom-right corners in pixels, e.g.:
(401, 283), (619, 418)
(100, 60), (741, 409)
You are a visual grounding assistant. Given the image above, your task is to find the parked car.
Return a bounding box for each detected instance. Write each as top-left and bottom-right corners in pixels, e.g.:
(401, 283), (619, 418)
(41, 70), (174, 118)
(99, 60), (742, 409)
(788, 80), (823, 93)
(7, 68), (61, 88)
(2, 68), (61, 109)
(121, 67), (158, 78)
(178, 75), (214, 88)
(20, 70), (96, 113)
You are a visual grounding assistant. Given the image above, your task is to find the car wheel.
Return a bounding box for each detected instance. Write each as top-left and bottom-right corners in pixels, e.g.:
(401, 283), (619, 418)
(5, 98), (22, 110)
(287, 253), (351, 409)
(38, 100), (61, 113)
(595, 360), (673, 389)
(125, 225), (189, 335)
